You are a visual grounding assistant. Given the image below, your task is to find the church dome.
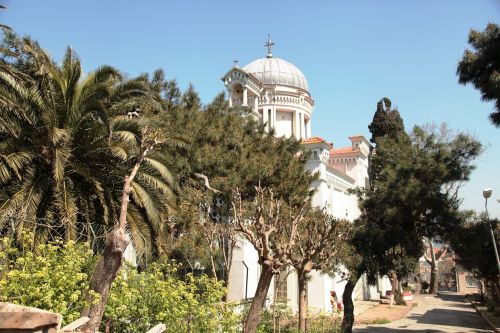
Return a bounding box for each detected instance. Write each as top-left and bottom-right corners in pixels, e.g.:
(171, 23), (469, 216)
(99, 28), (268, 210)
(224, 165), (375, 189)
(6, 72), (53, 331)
(243, 56), (309, 91)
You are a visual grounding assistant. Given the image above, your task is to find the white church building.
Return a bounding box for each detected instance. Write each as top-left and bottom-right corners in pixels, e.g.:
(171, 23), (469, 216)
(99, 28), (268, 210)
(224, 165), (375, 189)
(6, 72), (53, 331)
(221, 37), (389, 312)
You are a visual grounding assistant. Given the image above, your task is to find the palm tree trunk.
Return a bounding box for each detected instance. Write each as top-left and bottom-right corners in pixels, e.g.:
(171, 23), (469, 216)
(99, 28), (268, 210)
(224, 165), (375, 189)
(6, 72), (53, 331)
(297, 269), (308, 332)
(341, 279), (356, 333)
(244, 265), (274, 333)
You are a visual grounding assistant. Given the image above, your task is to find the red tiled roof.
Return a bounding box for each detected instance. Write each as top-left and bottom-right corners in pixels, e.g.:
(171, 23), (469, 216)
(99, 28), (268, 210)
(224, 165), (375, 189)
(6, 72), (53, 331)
(330, 147), (355, 154)
(329, 147), (360, 157)
(302, 136), (331, 146)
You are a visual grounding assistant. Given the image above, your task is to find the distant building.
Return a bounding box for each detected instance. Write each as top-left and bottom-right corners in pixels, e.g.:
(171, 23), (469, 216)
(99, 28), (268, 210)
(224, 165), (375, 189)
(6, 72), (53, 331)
(418, 243), (478, 294)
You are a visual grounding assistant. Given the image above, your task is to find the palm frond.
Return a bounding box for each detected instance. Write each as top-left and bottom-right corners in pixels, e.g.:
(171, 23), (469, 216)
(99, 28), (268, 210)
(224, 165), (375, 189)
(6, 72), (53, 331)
(126, 205), (152, 264)
(143, 156), (175, 186)
(130, 181), (162, 232)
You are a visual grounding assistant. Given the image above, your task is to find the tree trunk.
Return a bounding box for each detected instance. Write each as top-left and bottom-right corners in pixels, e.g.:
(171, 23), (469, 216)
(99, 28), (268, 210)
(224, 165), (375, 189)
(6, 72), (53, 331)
(341, 279), (356, 333)
(389, 271), (400, 307)
(80, 229), (129, 332)
(428, 241), (438, 294)
(297, 269), (308, 332)
(81, 159), (142, 332)
(244, 265), (274, 333)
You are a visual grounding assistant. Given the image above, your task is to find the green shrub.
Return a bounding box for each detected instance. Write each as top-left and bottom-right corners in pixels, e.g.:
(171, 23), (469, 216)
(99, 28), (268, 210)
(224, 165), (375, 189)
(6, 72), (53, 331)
(254, 307), (341, 333)
(0, 236), (239, 332)
(103, 263), (239, 333)
(0, 236), (95, 324)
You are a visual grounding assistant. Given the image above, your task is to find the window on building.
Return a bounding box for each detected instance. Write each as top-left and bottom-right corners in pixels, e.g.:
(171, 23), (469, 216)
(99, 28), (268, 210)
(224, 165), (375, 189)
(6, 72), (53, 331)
(465, 275), (479, 287)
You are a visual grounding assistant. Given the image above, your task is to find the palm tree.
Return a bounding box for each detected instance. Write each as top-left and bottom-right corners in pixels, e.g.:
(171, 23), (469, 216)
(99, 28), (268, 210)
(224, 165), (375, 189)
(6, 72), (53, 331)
(0, 4), (11, 31)
(0, 33), (176, 264)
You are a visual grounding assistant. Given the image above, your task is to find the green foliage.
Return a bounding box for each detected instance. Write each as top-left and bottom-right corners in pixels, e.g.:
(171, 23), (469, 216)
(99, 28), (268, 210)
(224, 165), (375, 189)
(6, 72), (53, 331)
(457, 23), (500, 126)
(0, 32), (177, 265)
(449, 213), (498, 282)
(356, 124), (482, 282)
(368, 97), (405, 145)
(0, 234), (238, 332)
(371, 318), (391, 324)
(255, 309), (341, 333)
(161, 92), (315, 270)
(103, 263), (239, 333)
(0, 235), (96, 324)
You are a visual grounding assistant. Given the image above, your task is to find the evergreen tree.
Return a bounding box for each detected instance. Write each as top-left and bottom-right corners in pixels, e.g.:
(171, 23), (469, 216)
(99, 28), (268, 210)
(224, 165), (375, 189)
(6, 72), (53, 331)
(359, 125), (481, 297)
(155, 91), (315, 287)
(457, 23), (500, 126)
(368, 97), (405, 144)
(181, 82), (201, 111)
(449, 212), (499, 291)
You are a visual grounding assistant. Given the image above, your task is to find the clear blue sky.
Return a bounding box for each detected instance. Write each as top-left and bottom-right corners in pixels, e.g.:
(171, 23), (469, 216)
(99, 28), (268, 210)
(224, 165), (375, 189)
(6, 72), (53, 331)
(2, 0), (499, 217)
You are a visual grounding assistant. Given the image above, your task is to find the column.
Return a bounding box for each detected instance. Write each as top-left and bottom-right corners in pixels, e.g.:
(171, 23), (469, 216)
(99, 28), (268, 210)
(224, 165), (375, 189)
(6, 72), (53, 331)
(228, 90), (232, 107)
(263, 105), (268, 129)
(300, 112), (306, 139)
(242, 87), (248, 106)
(294, 110), (300, 140)
(254, 95), (258, 112)
(306, 119), (311, 139)
(271, 107), (276, 129)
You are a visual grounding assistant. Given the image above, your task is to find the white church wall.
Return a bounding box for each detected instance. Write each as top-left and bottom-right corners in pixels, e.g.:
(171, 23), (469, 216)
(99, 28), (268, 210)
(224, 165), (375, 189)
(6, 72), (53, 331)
(311, 180), (329, 210)
(287, 270), (299, 313)
(227, 237), (261, 301)
(307, 270), (335, 313)
(275, 110), (293, 138)
(331, 188), (344, 219)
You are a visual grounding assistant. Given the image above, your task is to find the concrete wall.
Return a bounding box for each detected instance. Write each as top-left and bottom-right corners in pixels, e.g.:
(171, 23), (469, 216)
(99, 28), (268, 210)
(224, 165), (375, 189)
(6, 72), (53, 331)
(457, 268), (479, 294)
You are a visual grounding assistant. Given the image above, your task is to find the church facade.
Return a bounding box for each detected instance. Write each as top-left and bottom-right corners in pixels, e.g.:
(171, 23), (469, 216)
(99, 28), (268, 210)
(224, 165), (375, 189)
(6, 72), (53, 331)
(221, 38), (389, 312)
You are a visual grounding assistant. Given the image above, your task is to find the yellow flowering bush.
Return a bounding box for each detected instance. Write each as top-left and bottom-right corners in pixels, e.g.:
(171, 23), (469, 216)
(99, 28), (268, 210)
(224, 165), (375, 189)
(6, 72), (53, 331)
(0, 236), (239, 332)
(103, 263), (239, 332)
(0, 236), (95, 324)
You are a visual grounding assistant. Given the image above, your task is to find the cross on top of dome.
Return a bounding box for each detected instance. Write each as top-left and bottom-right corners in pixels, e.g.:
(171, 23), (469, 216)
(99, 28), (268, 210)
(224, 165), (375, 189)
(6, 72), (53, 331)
(264, 34), (275, 58)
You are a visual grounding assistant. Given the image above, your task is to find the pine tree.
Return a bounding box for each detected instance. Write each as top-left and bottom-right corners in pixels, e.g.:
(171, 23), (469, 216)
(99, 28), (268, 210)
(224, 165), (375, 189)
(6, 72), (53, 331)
(457, 23), (500, 126)
(368, 97), (405, 144)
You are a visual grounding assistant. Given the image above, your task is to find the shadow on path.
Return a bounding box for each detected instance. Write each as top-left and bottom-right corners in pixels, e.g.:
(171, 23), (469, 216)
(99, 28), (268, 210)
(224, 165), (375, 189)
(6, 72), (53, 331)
(408, 308), (484, 329)
(354, 293), (492, 332)
(354, 327), (488, 333)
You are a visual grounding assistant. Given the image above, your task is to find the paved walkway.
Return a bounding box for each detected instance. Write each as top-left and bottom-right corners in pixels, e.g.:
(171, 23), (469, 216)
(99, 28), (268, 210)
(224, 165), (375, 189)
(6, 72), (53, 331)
(354, 293), (493, 333)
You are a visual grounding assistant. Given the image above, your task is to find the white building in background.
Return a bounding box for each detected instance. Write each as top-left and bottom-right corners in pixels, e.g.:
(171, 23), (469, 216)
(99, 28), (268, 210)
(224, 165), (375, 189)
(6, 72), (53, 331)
(221, 37), (388, 312)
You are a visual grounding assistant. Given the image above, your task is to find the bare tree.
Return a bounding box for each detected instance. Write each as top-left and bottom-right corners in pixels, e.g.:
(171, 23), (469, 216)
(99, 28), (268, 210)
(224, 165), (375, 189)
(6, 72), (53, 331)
(199, 196), (238, 291)
(81, 127), (165, 332)
(424, 239), (448, 294)
(232, 187), (308, 333)
(194, 173), (238, 295)
(290, 210), (351, 332)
